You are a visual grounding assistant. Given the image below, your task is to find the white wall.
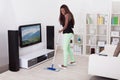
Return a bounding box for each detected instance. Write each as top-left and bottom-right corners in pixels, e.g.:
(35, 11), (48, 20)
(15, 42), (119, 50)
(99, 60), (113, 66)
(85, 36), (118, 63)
(0, 0), (112, 71)
(58, 0), (112, 47)
(112, 1), (120, 13)
(10, 0), (60, 56)
(0, 0), (16, 68)
(11, 0), (111, 54)
(58, 0), (111, 32)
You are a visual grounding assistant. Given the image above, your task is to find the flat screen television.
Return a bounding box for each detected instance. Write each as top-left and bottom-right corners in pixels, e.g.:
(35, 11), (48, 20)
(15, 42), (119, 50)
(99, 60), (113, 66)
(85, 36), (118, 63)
(19, 23), (42, 47)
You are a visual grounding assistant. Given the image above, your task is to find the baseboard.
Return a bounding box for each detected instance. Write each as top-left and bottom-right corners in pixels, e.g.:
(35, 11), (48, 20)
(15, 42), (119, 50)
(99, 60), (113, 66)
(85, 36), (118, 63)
(0, 64), (8, 73)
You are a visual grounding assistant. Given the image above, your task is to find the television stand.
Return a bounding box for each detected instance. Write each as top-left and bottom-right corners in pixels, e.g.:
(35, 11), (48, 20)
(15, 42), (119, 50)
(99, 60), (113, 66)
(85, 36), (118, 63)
(19, 49), (54, 69)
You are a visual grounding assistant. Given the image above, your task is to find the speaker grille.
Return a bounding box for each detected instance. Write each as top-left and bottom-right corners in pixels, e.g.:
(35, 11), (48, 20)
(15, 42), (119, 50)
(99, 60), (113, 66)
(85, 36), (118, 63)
(8, 30), (19, 71)
(47, 51), (54, 59)
(46, 26), (54, 49)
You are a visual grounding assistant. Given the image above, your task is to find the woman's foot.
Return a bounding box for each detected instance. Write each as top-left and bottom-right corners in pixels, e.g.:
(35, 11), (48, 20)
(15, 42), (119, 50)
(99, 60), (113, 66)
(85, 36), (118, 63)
(70, 61), (76, 64)
(68, 61), (76, 66)
(58, 65), (67, 69)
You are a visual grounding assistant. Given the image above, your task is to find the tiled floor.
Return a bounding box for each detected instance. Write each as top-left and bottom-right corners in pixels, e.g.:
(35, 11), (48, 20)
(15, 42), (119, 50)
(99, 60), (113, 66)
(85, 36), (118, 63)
(0, 50), (117, 80)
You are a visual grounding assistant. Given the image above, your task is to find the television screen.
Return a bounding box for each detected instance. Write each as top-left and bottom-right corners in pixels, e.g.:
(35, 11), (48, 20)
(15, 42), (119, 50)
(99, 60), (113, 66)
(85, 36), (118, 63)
(19, 23), (42, 47)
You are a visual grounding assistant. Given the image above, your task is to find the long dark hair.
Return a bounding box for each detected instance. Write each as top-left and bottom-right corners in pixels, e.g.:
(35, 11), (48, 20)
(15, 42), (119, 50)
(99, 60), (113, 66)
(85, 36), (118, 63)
(59, 4), (75, 26)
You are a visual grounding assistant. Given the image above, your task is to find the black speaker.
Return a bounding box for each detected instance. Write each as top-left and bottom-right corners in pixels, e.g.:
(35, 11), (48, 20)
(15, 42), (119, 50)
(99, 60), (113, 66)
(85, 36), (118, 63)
(46, 26), (54, 49)
(8, 30), (19, 71)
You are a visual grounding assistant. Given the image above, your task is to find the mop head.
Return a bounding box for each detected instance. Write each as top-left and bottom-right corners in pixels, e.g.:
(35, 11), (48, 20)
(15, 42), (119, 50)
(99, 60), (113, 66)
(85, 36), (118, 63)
(45, 64), (60, 72)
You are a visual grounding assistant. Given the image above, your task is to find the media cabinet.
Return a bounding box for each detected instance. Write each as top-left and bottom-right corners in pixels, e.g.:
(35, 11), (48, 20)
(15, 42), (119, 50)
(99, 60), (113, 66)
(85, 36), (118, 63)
(19, 49), (54, 69)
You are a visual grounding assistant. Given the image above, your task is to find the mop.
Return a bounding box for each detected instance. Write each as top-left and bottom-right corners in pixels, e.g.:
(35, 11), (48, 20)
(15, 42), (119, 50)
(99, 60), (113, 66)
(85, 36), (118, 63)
(45, 34), (60, 72)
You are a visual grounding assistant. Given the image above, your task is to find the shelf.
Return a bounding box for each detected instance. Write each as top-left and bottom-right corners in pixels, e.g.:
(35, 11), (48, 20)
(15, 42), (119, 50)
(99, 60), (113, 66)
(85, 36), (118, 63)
(110, 14), (120, 45)
(96, 35), (107, 37)
(85, 13), (109, 55)
(73, 34), (83, 55)
(74, 43), (83, 45)
(97, 24), (108, 26)
(86, 24), (97, 26)
(86, 44), (97, 46)
(111, 24), (120, 26)
(111, 36), (120, 37)
(86, 34), (97, 36)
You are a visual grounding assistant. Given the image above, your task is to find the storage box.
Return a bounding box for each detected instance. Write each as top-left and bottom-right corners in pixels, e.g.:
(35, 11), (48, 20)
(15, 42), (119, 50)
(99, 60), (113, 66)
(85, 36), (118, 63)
(111, 31), (119, 37)
(74, 45), (82, 52)
(112, 38), (119, 45)
(98, 41), (105, 47)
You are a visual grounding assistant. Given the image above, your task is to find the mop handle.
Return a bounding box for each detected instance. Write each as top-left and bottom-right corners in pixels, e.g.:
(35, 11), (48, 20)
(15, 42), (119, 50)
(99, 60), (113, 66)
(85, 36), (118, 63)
(51, 33), (60, 64)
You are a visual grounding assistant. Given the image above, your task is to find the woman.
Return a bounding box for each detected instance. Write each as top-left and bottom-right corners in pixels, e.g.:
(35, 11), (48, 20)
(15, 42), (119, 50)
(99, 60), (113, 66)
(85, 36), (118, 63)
(59, 4), (75, 69)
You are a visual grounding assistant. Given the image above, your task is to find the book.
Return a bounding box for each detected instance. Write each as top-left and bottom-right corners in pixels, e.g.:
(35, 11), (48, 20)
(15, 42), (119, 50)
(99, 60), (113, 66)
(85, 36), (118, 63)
(97, 15), (104, 25)
(86, 16), (92, 24)
(113, 16), (118, 25)
(112, 38), (119, 45)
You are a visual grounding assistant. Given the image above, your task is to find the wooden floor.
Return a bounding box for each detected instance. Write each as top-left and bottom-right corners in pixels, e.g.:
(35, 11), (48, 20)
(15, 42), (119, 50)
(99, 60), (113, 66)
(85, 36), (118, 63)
(0, 50), (117, 80)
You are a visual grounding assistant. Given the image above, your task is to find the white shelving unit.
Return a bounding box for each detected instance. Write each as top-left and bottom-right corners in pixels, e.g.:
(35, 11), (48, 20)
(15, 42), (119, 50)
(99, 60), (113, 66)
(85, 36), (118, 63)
(73, 34), (83, 55)
(85, 13), (109, 55)
(110, 14), (120, 45)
